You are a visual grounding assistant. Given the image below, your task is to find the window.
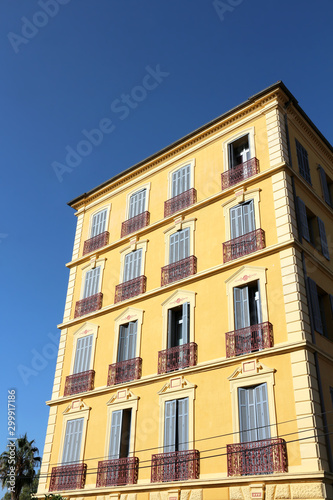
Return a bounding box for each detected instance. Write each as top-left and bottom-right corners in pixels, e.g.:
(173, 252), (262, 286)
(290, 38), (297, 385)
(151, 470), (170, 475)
(330, 387), (333, 406)
(165, 161), (196, 217)
(318, 166), (332, 206)
(164, 398), (189, 452)
(91, 209), (108, 237)
(118, 322), (137, 363)
(123, 249), (142, 282)
(228, 134), (250, 168)
(83, 208), (110, 255)
(109, 409), (132, 459)
(239, 384), (270, 442)
(162, 224), (197, 285)
(167, 303), (190, 349)
(73, 335), (93, 374)
(62, 418), (84, 464)
(297, 198), (329, 259)
(308, 278), (333, 340)
(170, 228), (190, 263)
(234, 281), (261, 330)
(129, 189), (146, 219)
(296, 139), (311, 184)
(75, 262), (104, 318)
(172, 165), (191, 198)
(83, 267), (101, 298)
(230, 200), (255, 239)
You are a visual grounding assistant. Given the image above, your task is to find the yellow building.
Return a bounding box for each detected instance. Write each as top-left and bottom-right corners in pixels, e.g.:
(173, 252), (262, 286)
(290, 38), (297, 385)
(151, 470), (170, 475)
(37, 82), (333, 500)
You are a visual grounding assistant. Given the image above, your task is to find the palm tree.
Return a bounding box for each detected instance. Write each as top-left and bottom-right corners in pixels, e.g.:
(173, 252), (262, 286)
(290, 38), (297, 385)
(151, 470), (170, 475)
(0, 435), (41, 500)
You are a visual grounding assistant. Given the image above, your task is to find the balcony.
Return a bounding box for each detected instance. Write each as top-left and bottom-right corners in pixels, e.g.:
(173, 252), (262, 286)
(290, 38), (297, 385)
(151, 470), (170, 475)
(161, 255), (197, 286)
(225, 322), (273, 358)
(74, 292), (103, 318)
(158, 342), (197, 374)
(121, 211), (150, 238)
(227, 438), (287, 476)
(164, 188), (197, 217)
(221, 158), (259, 190)
(114, 275), (147, 303)
(96, 457), (139, 487)
(64, 370), (95, 396)
(107, 357), (142, 386)
(223, 229), (265, 263)
(49, 463), (87, 491)
(151, 450), (200, 482)
(83, 231), (109, 255)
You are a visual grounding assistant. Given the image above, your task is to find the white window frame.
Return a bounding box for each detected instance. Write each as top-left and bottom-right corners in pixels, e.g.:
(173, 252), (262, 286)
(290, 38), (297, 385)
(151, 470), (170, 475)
(163, 218), (196, 266)
(222, 127), (256, 172)
(87, 205), (111, 239)
(161, 290), (196, 350)
(79, 258), (106, 299)
(125, 182), (151, 220)
(69, 322), (99, 375)
(58, 400), (90, 464)
(119, 240), (148, 283)
(113, 307), (144, 363)
(167, 160), (195, 199)
(222, 189), (261, 241)
(105, 389), (139, 458)
(158, 376), (196, 450)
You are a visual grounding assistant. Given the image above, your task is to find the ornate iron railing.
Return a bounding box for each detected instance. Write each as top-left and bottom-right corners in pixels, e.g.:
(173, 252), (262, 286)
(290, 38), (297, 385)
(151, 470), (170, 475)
(107, 357), (142, 385)
(74, 292), (103, 318)
(49, 463), (87, 491)
(223, 229), (265, 263)
(151, 450), (200, 482)
(114, 275), (147, 303)
(161, 255), (197, 286)
(96, 457), (139, 487)
(221, 158), (259, 190)
(121, 211), (150, 237)
(64, 370), (95, 396)
(158, 342), (197, 374)
(164, 188), (197, 217)
(83, 231), (109, 255)
(227, 438), (287, 476)
(225, 322), (273, 358)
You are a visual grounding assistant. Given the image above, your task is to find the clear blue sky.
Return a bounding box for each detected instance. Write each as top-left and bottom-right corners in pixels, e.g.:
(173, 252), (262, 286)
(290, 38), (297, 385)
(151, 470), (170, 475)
(1, 0), (333, 474)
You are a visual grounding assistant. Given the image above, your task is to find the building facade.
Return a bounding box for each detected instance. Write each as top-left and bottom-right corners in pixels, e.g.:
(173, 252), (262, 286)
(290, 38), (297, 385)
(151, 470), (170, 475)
(37, 82), (333, 500)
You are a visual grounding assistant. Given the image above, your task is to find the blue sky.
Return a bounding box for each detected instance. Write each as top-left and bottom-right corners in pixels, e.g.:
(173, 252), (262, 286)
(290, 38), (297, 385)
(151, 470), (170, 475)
(1, 0), (333, 480)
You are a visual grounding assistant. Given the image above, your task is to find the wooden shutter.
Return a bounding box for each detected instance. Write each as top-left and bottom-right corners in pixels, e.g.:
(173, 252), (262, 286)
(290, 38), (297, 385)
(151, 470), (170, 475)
(296, 139), (311, 183)
(234, 286), (250, 330)
(181, 302), (190, 345)
(164, 400), (176, 452)
(167, 309), (173, 349)
(308, 278), (323, 334)
(62, 418), (84, 464)
(123, 250), (142, 282)
(297, 198), (310, 242)
(129, 189), (146, 218)
(178, 227), (190, 261)
(117, 325), (126, 362)
(317, 217), (330, 259)
(127, 321), (137, 359)
(83, 267), (101, 298)
(118, 322), (137, 362)
(255, 384), (271, 440)
(169, 232), (178, 264)
(318, 166), (331, 205)
(242, 200), (255, 234)
(178, 398), (189, 451)
(230, 205), (243, 239)
(172, 165), (190, 197)
(73, 335), (93, 374)
(330, 295), (333, 317)
(109, 410), (123, 459)
(91, 209), (107, 237)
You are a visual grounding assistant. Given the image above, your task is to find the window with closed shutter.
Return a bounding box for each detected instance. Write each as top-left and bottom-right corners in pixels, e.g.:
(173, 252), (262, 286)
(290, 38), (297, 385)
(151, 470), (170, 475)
(308, 278), (323, 334)
(73, 335), (93, 374)
(230, 200), (255, 239)
(62, 418), (84, 464)
(317, 217), (330, 260)
(129, 190), (146, 219)
(296, 139), (311, 184)
(169, 228), (190, 264)
(297, 198), (310, 242)
(91, 209), (107, 237)
(164, 398), (189, 453)
(238, 384), (270, 443)
(171, 165), (191, 198)
(318, 166), (332, 206)
(117, 321), (137, 362)
(83, 267), (101, 298)
(123, 249), (142, 282)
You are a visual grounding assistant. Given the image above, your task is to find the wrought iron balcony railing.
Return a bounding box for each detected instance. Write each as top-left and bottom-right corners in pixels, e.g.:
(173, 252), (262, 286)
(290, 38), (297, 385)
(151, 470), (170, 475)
(161, 255), (197, 286)
(151, 450), (200, 483)
(221, 157), (259, 190)
(74, 292), (103, 318)
(158, 342), (197, 374)
(225, 322), (273, 358)
(49, 463), (87, 491)
(164, 188), (197, 217)
(227, 438), (287, 476)
(96, 457), (139, 487)
(223, 229), (265, 263)
(121, 211), (150, 238)
(107, 357), (142, 386)
(83, 231), (109, 255)
(64, 370), (95, 396)
(114, 275), (147, 303)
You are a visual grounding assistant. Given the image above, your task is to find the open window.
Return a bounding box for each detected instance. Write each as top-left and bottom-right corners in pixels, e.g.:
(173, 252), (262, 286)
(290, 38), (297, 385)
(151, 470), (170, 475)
(109, 409), (132, 459)
(167, 303), (190, 349)
(221, 129), (258, 189)
(164, 398), (189, 453)
(228, 135), (250, 168)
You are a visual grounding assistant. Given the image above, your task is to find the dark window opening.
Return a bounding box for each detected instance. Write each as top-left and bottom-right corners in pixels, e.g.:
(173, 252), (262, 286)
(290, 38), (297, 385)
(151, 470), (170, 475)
(228, 135), (250, 168)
